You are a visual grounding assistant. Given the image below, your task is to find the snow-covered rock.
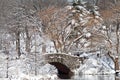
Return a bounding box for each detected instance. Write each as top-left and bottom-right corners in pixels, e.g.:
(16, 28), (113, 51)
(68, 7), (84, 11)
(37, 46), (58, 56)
(78, 54), (115, 75)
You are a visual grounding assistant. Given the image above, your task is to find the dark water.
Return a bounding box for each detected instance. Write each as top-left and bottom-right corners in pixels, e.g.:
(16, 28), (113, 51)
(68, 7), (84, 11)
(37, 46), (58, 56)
(70, 75), (120, 80)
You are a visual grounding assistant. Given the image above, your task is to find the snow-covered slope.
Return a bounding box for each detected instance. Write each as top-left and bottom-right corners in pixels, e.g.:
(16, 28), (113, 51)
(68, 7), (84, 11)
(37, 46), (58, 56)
(0, 50), (58, 80)
(77, 53), (115, 75)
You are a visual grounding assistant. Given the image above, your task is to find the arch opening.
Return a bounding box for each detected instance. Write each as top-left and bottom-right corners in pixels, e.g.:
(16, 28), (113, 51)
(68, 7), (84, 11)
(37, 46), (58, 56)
(49, 62), (73, 79)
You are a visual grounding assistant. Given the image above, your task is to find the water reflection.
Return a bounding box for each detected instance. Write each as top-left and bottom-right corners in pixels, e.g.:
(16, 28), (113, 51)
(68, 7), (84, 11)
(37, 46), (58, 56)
(71, 75), (120, 80)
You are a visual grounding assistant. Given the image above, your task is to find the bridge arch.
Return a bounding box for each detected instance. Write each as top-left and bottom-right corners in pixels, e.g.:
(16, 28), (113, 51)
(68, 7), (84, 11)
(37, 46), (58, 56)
(44, 53), (83, 79)
(49, 62), (73, 79)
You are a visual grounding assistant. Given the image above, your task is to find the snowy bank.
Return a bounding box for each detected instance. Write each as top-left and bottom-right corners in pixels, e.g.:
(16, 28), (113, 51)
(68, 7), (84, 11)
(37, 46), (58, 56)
(0, 50), (58, 80)
(76, 53), (115, 75)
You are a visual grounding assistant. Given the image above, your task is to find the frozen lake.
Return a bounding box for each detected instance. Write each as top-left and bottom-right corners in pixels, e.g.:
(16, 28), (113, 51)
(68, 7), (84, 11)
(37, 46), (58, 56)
(0, 74), (120, 80)
(70, 75), (120, 80)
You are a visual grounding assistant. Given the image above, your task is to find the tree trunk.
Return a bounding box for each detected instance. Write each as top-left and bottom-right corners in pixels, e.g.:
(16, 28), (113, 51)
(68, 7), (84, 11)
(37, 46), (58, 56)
(16, 30), (21, 57)
(107, 51), (119, 75)
(42, 43), (46, 53)
(6, 54), (9, 78)
(115, 57), (119, 71)
(53, 40), (58, 53)
(115, 21), (120, 75)
(3, 48), (9, 78)
(0, 38), (2, 50)
(25, 27), (31, 53)
(35, 34), (37, 75)
(116, 21), (119, 56)
(35, 51), (37, 75)
(96, 0), (100, 6)
(114, 0), (117, 4)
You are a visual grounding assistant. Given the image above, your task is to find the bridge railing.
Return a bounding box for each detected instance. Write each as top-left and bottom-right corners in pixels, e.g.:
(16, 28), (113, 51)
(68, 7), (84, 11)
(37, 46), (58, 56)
(43, 53), (85, 69)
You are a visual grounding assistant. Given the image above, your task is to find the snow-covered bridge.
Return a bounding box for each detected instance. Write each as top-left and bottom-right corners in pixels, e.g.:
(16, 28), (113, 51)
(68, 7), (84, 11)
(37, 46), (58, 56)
(44, 53), (84, 79)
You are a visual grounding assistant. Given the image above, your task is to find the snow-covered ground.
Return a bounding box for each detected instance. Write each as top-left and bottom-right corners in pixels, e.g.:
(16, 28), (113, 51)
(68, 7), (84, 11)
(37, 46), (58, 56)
(0, 33), (117, 79)
(0, 50), (58, 80)
(0, 49), (116, 80)
(74, 52), (115, 75)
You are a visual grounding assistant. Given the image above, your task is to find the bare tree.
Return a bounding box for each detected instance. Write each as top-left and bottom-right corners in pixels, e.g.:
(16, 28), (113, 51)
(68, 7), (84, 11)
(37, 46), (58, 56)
(100, 5), (120, 73)
(5, 4), (42, 56)
(39, 1), (102, 53)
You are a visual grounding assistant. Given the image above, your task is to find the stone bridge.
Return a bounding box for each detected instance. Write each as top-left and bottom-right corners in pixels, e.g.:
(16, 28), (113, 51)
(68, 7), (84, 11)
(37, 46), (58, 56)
(44, 53), (84, 79)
